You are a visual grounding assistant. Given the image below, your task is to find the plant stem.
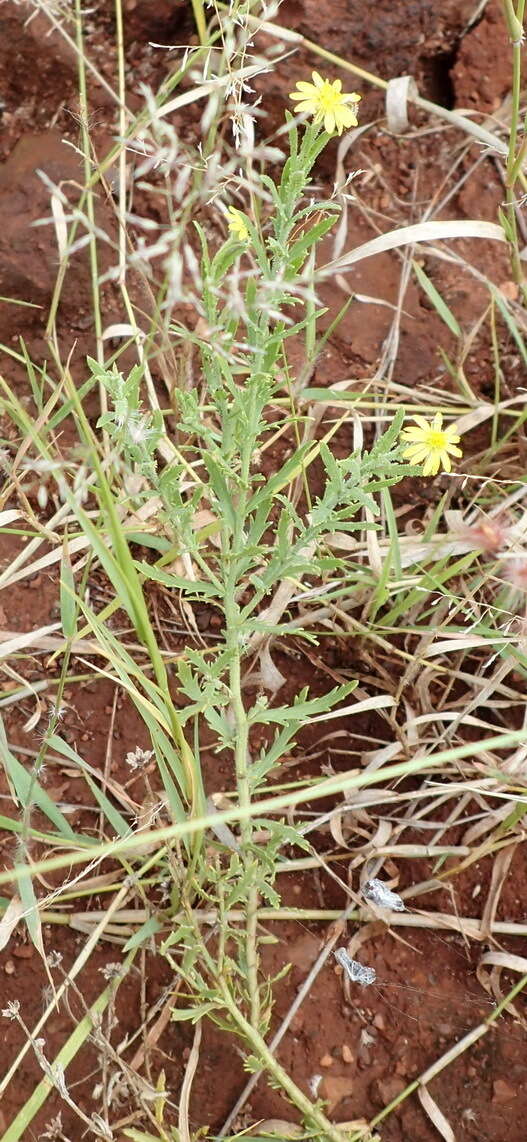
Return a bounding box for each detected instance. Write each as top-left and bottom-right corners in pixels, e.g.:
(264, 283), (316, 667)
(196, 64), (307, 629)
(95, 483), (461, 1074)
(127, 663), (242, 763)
(223, 533), (260, 1030)
(502, 0), (527, 294)
(73, 0), (105, 375)
(219, 980), (345, 1142)
(191, 0), (208, 43)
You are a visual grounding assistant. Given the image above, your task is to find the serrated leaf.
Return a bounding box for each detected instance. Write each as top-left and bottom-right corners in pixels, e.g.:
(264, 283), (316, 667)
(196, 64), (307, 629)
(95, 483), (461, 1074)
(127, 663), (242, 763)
(134, 561), (220, 597)
(171, 1002), (217, 1021)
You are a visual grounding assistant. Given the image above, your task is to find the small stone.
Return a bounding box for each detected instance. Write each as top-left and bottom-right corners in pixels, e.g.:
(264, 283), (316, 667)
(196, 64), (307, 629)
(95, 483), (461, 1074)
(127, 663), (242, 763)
(4, 960), (15, 975)
(320, 1053), (333, 1068)
(342, 1043), (353, 1063)
(372, 1076), (406, 1107)
(321, 1075), (351, 1112)
(12, 944), (33, 959)
(498, 280), (519, 301)
(437, 1023), (453, 1036)
(373, 1012), (386, 1030)
(492, 1078), (515, 1104)
(290, 1011), (304, 1033)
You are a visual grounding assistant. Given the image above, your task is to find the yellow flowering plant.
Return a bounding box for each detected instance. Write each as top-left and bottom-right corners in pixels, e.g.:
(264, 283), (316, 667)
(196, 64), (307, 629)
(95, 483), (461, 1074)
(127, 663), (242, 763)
(401, 413), (462, 477)
(290, 71), (361, 135)
(226, 205), (250, 244)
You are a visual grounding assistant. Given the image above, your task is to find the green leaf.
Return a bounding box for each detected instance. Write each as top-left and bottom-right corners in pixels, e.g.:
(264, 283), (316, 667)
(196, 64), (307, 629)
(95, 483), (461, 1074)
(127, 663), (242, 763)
(412, 259), (462, 338)
(134, 560), (220, 597)
(171, 1002), (217, 1021)
(17, 864), (44, 955)
(59, 537), (77, 639)
(123, 915), (163, 952)
(47, 735), (130, 836)
(0, 718), (76, 839)
(248, 682), (356, 725)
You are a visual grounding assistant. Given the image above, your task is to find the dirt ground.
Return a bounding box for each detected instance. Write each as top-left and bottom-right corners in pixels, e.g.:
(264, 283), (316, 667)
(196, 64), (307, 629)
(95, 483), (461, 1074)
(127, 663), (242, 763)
(1, 1), (527, 1139)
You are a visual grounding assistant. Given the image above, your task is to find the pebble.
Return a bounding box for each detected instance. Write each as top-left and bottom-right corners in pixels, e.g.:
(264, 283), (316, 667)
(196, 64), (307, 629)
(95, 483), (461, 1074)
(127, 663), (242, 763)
(498, 280), (519, 301)
(4, 960), (15, 975)
(13, 944), (33, 959)
(373, 1012), (386, 1030)
(342, 1043), (353, 1063)
(319, 1053), (333, 1068)
(492, 1078), (515, 1104)
(372, 1076), (406, 1107)
(320, 1075), (351, 1112)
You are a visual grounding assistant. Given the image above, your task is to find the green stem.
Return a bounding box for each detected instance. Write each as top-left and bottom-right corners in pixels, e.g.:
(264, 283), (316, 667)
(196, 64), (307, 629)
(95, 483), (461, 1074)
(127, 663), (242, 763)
(223, 534), (260, 1030)
(219, 980), (345, 1142)
(191, 0), (208, 43)
(501, 0), (526, 293)
(73, 0), (104, 371)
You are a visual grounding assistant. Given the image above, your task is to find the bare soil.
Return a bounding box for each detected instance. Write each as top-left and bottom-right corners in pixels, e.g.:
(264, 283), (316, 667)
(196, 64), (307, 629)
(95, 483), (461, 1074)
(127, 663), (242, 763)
(1, 2), (527, 1140)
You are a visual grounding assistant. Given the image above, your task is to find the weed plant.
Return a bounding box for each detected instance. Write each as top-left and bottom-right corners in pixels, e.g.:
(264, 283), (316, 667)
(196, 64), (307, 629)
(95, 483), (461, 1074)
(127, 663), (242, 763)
(1, 1), (527, 1141)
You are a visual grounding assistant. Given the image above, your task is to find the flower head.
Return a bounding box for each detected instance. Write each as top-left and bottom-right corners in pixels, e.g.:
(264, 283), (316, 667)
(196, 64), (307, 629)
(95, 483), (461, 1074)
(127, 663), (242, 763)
(125, 746), (154, 770)
(458, 515), (510, 554)
(226, 205), (249, 243)
(289, 71), (361, 135)
(401, 413), (462, 477)
(503, 557), (527, 591)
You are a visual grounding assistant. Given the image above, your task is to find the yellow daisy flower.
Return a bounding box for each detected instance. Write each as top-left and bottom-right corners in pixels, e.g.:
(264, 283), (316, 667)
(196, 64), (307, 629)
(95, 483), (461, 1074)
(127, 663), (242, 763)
(401, 413), (462, 477)
(226, 205), (249, 243)
(289, 71), (361, 136)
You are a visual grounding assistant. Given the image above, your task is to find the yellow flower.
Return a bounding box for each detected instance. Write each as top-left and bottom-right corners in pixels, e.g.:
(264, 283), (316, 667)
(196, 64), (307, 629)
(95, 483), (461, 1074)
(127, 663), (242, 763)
(401, 413), (462, 477)
(289, 71), (361, 135)
(227, 205), (249, 243)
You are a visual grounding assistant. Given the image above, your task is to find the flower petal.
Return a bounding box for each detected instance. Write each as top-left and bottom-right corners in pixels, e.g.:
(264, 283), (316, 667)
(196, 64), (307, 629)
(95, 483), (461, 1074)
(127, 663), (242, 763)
(292, 99), (316, 113)
(312, 71), (324, 87)
(439, 452), (452, 473)
(336, 106), (356, 127)
(422, 454), (440, 476)
(403, 444), (429, 461)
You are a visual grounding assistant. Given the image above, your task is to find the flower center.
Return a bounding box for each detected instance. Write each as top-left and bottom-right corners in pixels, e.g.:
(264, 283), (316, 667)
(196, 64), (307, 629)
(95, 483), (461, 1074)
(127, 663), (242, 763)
(318, 82), (341, 111)
(425, 430), (447, 450)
